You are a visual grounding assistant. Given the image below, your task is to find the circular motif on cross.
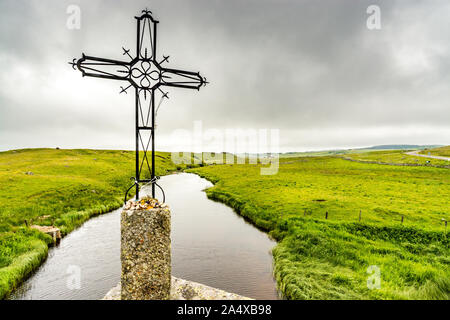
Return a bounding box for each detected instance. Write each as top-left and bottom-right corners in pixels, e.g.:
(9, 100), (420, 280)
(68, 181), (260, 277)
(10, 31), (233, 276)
(130, 60), (161, 89)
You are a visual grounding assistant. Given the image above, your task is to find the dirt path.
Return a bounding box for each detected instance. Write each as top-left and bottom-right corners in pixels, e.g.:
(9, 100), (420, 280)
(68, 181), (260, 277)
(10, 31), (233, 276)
(405, 150), (450, 161)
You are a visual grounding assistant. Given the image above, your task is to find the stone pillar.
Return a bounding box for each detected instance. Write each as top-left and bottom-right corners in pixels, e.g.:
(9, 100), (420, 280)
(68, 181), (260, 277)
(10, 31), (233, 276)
(121, 199), (171, 300)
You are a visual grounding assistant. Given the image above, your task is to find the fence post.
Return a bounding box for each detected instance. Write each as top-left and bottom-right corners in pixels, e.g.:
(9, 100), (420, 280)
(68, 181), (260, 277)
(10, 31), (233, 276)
(325, 211), (328, 220)
(359, 210), (361, 222)
(401, 215), (404, 224)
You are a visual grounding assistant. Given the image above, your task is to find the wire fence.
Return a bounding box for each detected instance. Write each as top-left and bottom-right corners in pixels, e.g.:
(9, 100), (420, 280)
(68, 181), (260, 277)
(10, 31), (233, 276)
(303, 209), (448, 236)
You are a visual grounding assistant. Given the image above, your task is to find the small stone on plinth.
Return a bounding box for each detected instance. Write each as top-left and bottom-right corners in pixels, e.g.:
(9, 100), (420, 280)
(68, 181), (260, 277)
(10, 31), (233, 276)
(121, 197), (171, 300)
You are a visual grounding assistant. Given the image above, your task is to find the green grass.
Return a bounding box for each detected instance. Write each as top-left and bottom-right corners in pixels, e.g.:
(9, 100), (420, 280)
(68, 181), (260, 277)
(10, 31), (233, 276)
(279, 148), (392, 158)
(188, 156), (449, 299)
(280, 146), (441, 159)
(0, 148), (194, 299)
(281, 150), (355, 158)
(341, 150), (449, 167)
(2, 148), (448, 300)
(420, 146), (450, 158)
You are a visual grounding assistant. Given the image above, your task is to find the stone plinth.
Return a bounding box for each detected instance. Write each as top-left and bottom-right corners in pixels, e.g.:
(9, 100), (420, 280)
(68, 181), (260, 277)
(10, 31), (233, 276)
(121, 198), (171, 300)
(103, 278), (253, 300)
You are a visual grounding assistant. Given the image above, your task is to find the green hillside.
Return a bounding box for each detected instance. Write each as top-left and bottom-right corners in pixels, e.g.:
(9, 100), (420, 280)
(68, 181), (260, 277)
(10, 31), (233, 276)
(341, 150), (449, 167)
(420, 146), (450, 158)
(189, 156), (449, 299)
(0, 148), (192, 299)
(1, 148), (448, 300)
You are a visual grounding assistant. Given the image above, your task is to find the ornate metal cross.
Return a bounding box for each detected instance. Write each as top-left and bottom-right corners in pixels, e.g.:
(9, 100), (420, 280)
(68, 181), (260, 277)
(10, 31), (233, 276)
(70, 9), (207, 201)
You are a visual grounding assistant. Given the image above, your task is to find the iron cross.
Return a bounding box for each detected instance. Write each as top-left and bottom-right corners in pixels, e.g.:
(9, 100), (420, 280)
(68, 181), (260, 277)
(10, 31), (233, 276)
(70, 9), (207, 201)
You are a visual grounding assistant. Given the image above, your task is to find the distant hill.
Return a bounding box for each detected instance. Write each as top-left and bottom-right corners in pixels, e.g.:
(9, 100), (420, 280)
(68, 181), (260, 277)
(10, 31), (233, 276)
(280, 144), (444, 158)
(363, 144), (443, 150)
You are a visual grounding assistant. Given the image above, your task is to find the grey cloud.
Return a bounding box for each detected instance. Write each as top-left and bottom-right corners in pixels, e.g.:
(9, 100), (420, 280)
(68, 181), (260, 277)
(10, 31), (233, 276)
(0, 0), (449, 152)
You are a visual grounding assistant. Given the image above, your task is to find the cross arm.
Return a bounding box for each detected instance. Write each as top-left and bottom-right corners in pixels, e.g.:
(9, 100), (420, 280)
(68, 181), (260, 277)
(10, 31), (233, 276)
(70, 54), (130, 81)
(159, 67), (207, 90)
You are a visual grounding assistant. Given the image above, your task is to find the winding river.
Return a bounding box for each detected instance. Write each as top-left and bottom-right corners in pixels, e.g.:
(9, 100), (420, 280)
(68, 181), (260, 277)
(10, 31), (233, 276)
(10, 173), (278, 300)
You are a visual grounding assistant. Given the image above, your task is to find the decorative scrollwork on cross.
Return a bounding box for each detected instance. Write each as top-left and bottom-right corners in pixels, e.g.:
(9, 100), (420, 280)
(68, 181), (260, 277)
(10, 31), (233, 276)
(69, 9), (207, 201)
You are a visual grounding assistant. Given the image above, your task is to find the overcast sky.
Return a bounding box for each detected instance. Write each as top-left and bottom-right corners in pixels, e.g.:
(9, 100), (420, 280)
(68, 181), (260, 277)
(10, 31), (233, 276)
(0, 0), (449, 152)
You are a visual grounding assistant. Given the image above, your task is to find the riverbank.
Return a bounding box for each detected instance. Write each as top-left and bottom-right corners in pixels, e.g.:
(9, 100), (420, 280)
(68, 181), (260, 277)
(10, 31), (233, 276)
(9, 173), (277, 300)
(188, 156), (449, 299)
(0, 148), (197, 299)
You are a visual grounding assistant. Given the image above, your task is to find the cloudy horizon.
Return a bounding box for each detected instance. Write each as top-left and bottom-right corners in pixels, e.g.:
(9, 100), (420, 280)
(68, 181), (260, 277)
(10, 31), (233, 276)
(0, 0), (449, 153)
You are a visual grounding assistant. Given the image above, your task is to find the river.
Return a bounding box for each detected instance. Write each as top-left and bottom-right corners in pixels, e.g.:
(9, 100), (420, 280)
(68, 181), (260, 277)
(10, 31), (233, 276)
(10, 173), (278, 300)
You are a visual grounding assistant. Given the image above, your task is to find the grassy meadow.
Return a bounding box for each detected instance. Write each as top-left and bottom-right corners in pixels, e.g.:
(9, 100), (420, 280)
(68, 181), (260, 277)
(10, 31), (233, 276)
(1, 147), (448, 300)
(420, 146), (450, 158)
(189, 153), (449, 299)
(341, 150), (449, 167)
(0, 148), (193, 299)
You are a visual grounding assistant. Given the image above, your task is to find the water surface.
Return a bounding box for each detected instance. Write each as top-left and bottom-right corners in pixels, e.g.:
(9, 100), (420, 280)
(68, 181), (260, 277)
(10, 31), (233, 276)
(11, 173), (278, 300)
